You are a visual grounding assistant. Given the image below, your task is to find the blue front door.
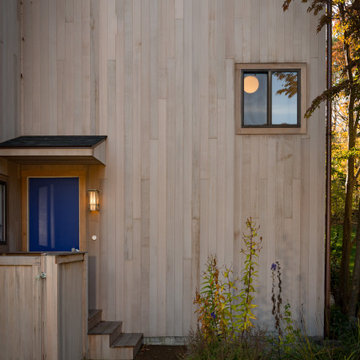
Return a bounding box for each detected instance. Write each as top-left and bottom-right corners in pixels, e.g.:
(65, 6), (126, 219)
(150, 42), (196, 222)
(29, 177), (79, 251)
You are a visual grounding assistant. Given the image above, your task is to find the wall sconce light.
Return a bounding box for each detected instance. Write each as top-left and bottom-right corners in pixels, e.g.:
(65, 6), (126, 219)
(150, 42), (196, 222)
(88, 189), (100, 211)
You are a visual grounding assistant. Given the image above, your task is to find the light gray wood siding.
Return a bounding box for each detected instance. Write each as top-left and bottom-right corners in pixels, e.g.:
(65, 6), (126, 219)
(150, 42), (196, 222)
(4, 0), (325, 337)
(0, 0), (20, 142)
(0, 0), (22, 255)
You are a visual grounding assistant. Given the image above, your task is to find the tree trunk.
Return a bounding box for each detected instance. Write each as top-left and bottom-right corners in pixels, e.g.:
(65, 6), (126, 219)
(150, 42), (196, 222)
(340, 160), (354, 313)
(348, 198), (360, 317)
(339, 29), (356, 313)
(340, 94), (356, 314)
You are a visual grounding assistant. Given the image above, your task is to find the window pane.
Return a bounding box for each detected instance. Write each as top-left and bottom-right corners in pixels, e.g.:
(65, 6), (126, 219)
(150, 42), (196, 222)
(0, 183), (4, 243)
(243, 72), (267, 126)
(271, 71), (298, 125)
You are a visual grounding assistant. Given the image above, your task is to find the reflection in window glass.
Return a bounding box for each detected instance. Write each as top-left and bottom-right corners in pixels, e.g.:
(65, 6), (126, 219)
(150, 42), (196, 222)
(243, 73), (267, 126)
(272, 71), (298, 125)
(0, 182), (5, 244)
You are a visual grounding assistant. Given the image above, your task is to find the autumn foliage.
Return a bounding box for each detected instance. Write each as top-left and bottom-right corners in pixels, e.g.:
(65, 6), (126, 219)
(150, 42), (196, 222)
(284, 0), (360, 318)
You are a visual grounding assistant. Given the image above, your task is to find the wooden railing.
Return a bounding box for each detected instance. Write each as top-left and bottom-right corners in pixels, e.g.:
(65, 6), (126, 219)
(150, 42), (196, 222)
(0, 252), (88, 360)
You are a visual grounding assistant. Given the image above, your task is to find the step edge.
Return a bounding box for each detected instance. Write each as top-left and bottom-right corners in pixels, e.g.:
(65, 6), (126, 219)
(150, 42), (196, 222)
(132, 334), (144, 358)
(88, 309), (102, 316)
(111, 333), (143, 349)
(88, 321), (123, 335)
(88, 309), (103, 331)
(109, 322), (124, 346)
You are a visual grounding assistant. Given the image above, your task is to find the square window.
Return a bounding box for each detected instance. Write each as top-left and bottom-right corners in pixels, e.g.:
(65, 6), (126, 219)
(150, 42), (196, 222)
(0, 181), (6, 244)
(243, 70), (300, 127)
(235, 64), (307, 135)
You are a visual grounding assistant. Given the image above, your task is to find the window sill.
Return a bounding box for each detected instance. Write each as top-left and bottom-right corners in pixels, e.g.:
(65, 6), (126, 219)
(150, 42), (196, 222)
(237, 124), (307, 135)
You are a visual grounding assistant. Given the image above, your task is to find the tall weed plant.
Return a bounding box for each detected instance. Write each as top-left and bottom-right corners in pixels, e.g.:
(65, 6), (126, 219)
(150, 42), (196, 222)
(187, 219), (360, 360)
(193, 218), (262, 342)
(268, 261), (360, 360)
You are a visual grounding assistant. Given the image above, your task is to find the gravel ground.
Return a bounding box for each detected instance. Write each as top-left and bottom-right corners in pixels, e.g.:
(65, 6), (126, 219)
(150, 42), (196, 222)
(135, 345), (187, 360)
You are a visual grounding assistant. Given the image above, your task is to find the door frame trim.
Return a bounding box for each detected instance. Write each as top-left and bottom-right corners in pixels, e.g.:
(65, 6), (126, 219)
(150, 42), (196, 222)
(21, 165), (87, 252)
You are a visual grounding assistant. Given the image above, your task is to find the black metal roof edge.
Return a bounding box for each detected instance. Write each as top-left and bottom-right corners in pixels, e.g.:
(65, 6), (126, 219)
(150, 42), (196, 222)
(0, 135), (107, 148)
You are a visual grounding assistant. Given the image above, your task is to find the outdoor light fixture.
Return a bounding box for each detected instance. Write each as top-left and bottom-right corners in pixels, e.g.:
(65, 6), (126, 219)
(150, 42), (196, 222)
(88, 189), (100, 211)
(244, 75), (259, 94)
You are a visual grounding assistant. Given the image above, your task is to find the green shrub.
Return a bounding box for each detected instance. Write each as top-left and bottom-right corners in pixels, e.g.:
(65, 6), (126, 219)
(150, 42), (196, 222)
(193, 218), (262, 342)
(185, 329), (267, 360)
(193, 255), (229, 341)
(187, 221), (360, 360)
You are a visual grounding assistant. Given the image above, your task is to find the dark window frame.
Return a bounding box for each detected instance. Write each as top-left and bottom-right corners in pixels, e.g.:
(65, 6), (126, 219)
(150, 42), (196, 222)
(0, 180), (7, 245)
(241, 69), (301, 128)
(235, 63), (307, 135)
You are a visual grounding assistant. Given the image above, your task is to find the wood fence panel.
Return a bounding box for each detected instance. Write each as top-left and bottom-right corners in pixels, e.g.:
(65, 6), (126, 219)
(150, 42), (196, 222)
(0, 254), (87, 360)
(58, 260), (84, 360)
(0, 256), (42, 360)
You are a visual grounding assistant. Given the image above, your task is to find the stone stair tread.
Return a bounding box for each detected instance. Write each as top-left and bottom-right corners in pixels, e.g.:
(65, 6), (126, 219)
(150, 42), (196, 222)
(88, 309), (103, 331)
(88, 321), (123, 335)
(88, 309), (102, 319)
(111, 333), (143, 348)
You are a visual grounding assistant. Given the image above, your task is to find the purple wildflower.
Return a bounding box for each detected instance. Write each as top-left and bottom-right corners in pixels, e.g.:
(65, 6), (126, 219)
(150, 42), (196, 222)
(211, 312), (216, 320)
(271, 263), (277, 271)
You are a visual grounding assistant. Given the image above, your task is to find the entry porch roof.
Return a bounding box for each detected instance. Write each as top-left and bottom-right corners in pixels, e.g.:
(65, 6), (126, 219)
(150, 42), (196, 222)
(0, 136), (107, 165)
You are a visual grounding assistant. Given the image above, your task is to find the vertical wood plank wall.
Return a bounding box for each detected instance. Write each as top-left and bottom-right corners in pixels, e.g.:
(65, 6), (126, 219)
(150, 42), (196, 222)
(0, 1), (22, 254)
(0, 0), (20, 142)
(17, 0), (325, 336)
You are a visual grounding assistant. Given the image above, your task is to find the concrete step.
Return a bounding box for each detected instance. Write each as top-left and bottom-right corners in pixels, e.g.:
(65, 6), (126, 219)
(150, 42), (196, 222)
(87, 310), (143, 360)
(88, 309), (102, 331)
(112, 333), (143, 359)
(88, 320), (123, 345)
(88, 331), (143, 360)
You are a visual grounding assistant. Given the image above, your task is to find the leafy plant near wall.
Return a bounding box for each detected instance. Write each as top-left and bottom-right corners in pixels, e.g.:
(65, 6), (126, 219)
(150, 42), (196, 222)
(188, 244), (360, 360)
(193, 218), (262, 342)
(269, 261), (306, 359)
(193, 255), (228, 341)
(271, 261), (283, 338)
(238, 218), (263, 332)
